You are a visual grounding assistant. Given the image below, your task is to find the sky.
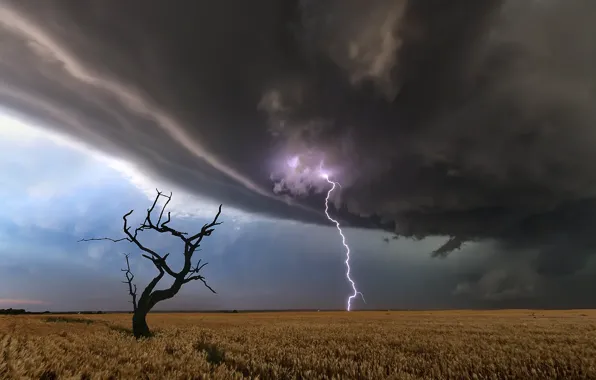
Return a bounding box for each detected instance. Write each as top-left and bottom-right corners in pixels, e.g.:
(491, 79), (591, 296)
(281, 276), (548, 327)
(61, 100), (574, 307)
(1, 0), (595, 311)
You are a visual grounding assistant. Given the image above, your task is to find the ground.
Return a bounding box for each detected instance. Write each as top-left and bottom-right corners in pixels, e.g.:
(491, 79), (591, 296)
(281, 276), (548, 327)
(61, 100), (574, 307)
(1, 310), (595, 379)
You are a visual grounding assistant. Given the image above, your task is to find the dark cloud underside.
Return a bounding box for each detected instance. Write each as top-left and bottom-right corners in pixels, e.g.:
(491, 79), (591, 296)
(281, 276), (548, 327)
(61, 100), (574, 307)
(2, 0), (596, 276)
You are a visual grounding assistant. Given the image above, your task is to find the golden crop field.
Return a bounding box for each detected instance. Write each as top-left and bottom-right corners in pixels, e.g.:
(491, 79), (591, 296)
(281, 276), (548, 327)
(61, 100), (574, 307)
(1, 310), (595, 380)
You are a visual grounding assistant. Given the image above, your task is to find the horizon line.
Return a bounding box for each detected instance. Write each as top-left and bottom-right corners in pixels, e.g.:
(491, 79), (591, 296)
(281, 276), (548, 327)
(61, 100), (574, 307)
(4, 307), (595, 314)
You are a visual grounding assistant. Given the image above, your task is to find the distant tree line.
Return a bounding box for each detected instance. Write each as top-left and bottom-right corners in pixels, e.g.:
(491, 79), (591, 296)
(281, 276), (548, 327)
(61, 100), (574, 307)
(0, 308), (107, 315)
(0, 308), (28, 315)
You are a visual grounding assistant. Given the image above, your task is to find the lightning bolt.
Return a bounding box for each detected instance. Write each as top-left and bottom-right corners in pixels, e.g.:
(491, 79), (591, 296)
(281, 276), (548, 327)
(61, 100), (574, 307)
(323, 174), (365, 311)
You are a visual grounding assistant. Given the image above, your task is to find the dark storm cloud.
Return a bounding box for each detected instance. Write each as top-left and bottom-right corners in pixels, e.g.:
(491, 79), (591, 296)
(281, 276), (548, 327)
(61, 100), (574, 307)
(2, 0), (596, 277)
(261, 0), (596, 276)
(0, 0), (330, 225)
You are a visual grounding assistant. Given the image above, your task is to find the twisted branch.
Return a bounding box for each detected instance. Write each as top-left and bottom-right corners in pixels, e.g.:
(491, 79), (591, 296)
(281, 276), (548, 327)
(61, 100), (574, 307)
(121, 253), (137, 311)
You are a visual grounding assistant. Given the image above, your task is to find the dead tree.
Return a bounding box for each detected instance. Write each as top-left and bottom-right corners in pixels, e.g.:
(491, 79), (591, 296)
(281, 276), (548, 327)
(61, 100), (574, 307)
(79, 189), (222, 338)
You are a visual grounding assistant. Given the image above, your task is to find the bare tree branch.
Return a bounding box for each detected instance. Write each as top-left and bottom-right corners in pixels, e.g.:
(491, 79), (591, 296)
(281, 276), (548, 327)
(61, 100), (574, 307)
(156, 190), (172, 226)
(187, 204), (223, 250)
(140, 265), (165, 308)
(183, 275), (216, 293)
(78, 237), (128, 243)
(181, 258), (215, 292)
(79, 201), (179, 278)
(78, 189), (222, 338)
(189, 259), (208, 275)
(121, 253), (138, 311)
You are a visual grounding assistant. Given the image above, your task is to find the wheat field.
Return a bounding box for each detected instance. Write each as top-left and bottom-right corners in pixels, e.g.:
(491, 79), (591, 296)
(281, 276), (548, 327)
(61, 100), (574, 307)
(0, 310), (595, 379)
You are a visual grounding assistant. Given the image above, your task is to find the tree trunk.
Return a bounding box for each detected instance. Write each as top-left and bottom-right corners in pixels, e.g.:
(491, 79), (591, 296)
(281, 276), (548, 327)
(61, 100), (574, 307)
(131, 279), (182, 339)
(132, 308), (151, 339)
